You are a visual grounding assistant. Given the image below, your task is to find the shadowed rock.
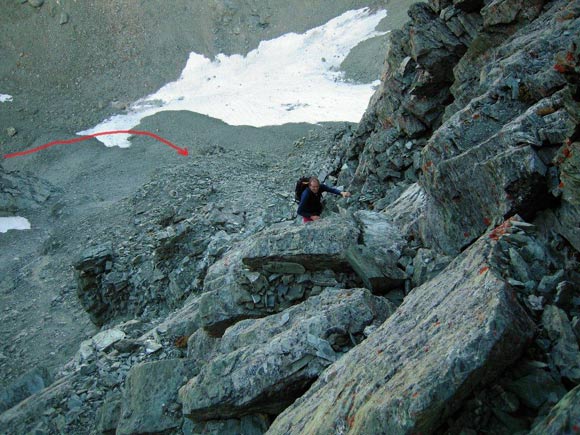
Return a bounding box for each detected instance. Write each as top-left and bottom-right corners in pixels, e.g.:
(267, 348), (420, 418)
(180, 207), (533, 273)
(0, 367), (52, 414)
(529, 384), (580, 435)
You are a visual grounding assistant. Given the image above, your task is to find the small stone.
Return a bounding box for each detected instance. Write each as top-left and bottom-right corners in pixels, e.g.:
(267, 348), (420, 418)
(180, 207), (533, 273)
(144, 340), (162, 354)
(6, 127), (17, 137)
(79, 363), (96, 376)
(67, 395), (83, 411)
(113, 339), (143, 353)
(538, 270), (565, 294)
(92, 329), (126, 352)
(59, 12), (69, 24)
(28, 0), (44, 7)
(527, 294), (544, 311)
(286, 285), (305, 301)
(42, 407), (56, 416)
(311, 285), (323, 296)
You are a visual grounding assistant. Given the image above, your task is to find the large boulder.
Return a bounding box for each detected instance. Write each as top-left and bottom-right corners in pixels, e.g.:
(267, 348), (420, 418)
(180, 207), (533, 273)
(116, 359), (196, 435)
(199, 216), (361, 336)
(180, 288), (395, 422)
(267, 225), (535, 434)
(240, 217), (360, 272)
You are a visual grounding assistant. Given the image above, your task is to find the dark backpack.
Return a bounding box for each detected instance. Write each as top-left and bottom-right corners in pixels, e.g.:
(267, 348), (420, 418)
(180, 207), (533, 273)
(294, 177), (310, 203)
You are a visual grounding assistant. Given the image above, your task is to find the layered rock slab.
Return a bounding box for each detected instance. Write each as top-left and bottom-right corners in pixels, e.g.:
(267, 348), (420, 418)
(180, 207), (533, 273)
(199, 216), (361, 336)
(267, 229), (535, 434)
(180, 288), (395, 421)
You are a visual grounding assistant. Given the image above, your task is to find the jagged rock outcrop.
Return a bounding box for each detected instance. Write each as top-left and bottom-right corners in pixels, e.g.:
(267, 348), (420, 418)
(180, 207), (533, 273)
(0, 164), (57, 213)
(419, 2), (580, 254)
(181, 288), (395, 423)
(268, 221), (535, 434)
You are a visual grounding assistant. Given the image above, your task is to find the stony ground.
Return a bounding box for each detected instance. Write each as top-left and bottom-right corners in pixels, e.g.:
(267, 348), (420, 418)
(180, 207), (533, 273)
(0, 0), (416, 389)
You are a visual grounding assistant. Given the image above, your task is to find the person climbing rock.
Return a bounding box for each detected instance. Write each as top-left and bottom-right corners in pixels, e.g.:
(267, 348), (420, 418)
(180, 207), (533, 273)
(297, 176), (351, 223)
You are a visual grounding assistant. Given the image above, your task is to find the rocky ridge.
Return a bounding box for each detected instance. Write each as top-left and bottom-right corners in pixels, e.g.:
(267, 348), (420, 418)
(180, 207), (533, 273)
(1, 0), (580, 434)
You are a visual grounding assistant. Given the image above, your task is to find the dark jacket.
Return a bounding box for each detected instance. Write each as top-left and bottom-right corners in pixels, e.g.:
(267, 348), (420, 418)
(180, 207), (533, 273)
(297, 184), (341, 217)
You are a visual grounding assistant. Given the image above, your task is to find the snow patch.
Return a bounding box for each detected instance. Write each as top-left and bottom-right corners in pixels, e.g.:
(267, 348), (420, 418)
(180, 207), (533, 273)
(0, 94), (13, 103)
(0, 217), (31, 233)
(78, 8), (388, 148)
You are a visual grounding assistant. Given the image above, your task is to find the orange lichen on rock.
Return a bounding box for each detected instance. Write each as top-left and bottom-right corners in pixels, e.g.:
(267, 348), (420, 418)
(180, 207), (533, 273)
(489, 219), (512, 241)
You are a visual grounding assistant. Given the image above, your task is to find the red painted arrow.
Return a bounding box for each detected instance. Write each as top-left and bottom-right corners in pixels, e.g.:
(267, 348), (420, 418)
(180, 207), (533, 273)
(3, 130), (188, 159)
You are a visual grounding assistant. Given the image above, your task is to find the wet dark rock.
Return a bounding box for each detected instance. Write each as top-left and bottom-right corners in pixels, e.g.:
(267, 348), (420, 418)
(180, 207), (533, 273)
(506, 364), (566, 411)
(529, 384), (580, 435)
(554, 280), (576, 309)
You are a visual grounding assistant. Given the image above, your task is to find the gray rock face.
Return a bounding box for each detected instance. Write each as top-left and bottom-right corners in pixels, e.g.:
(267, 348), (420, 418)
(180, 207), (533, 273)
(180, 288), (395, 422)
(418, 5), (580, 254)
(481, 0), (544, 28)
(336, 0), (477, 206)
(117, 359), (195, 434)
(268, 231), (534, 435)
(529, 384), (580, 435)
(552, 140), (580, 251)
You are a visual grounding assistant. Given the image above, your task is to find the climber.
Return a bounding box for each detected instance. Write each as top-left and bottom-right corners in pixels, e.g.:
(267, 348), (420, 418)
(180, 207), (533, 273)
(296, 176), (351, 223)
